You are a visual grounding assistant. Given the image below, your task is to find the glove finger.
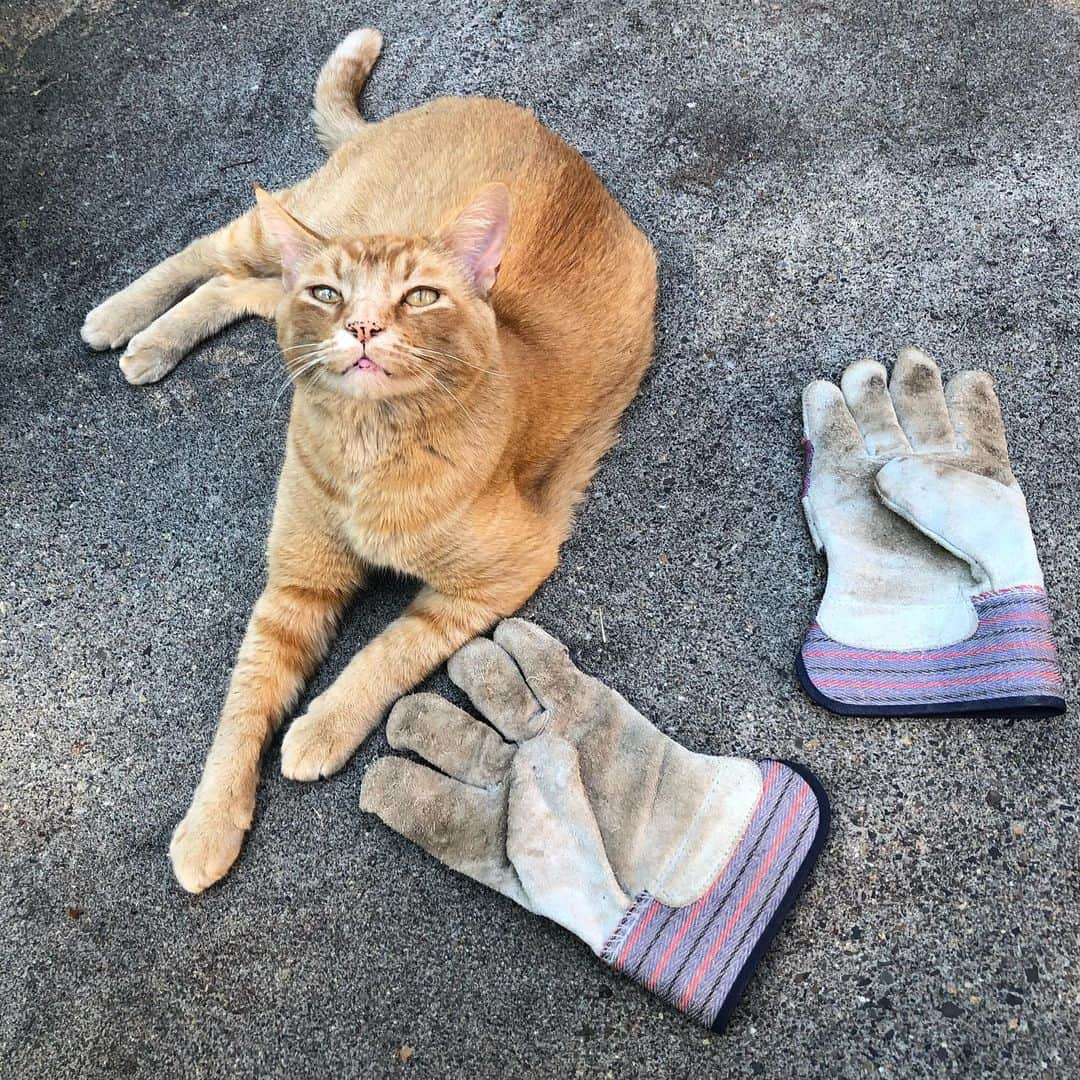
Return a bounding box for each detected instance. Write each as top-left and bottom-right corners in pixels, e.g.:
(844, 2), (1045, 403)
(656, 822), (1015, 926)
(387, 693), (513, 788)
(492, 618), (581, 710)
(945, 370), (1014, 480)
(874, 457), (1042, 588)
(447, 637), (542, 741)
(840, 359), (911, 456)
(888, 347), (956, 452)
(359, 756), (526, 903)
(802, 379), (867, 468)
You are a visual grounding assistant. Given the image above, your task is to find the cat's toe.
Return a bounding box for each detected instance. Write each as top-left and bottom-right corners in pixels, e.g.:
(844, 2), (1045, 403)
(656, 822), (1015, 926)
(169, 804), (246, 893)
(120, 334), (180, 385)
(281, 711), (355, 781)
(81, 297), (141, 351)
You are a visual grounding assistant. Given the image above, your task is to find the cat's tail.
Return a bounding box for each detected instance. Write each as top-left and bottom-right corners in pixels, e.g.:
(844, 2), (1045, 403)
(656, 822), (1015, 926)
(311, 28), (383, 153)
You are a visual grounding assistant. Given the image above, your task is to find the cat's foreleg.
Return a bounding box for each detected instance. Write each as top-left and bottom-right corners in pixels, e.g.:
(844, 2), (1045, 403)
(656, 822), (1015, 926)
(279, 585), (506, 782)
(119, 275), (282, 385)
(81, 212), (274, 355)
(280, 510), (561, 782)
(169, 470), (362, 892)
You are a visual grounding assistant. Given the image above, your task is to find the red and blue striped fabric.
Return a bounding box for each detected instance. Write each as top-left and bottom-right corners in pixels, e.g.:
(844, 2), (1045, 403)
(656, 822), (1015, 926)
(600, 760), (826, 1030)
(798, 585), (1065, 717)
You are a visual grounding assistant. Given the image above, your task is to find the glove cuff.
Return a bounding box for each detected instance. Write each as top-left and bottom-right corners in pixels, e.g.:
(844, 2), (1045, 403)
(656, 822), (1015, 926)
(599, 760), (829, 1031)
(798, 585), (1065, 718)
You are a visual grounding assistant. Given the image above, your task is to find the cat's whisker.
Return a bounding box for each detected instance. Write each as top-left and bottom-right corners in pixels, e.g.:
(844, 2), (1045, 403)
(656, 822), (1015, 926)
(281, 340), (328, 354)
(250, 353), (284, 379)
(267, 353), (328, 414)
(284, 354), (329, 383)
(409, 363), (485, 441)
(284, 346), (331, 367)
(251, 352), (287, 387)
(283, 357), (326, 375)
(274, 345), (332, 375)
(282, 353), (330, 377)
(270, 373), (303, 414)
(405, 345), (508, 378)
(251, 346), (316, 387)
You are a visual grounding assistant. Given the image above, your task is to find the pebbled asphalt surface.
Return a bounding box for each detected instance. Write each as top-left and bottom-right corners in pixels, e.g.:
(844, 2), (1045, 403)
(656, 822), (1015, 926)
(2, 1), (1078, 1077)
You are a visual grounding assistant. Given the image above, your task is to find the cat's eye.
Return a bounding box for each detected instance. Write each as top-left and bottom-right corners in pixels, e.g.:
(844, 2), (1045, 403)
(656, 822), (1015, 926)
(403, 286), (440, 308)
(309, 285), (341, 304)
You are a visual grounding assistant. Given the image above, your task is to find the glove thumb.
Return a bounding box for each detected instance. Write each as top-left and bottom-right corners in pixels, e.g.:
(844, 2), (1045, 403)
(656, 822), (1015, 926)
(507, 739), (629, 952)
(874, 458), (1043, 591)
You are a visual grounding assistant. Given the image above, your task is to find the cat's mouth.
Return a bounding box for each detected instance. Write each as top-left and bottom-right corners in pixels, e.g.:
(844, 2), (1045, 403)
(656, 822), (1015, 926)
(345, 355), (387, 377)
(332, 345), (390, 379)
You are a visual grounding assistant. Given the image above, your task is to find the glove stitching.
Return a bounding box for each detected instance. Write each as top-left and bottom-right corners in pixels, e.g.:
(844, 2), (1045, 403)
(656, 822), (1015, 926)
(598, 890), (652, 960)
(822, 599), (978, 613)
(650, 760), (762, 906)
(972, 583), (1046, 600)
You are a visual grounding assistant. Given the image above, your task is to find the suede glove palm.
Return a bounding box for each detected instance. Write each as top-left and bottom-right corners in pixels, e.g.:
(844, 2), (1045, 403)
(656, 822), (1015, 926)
(799, 347), (1064, 717)
(361, 619), (828, 1030)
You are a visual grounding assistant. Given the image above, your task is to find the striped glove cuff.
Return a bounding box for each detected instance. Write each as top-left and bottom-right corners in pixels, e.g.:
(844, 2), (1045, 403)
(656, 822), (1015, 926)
(601, 760), (829, 1031)
(797, 586), (1065, 719)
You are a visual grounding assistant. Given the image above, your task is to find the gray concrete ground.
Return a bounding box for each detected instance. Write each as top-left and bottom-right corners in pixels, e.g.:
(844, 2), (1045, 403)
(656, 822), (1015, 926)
(2, 1), (1078, 1076)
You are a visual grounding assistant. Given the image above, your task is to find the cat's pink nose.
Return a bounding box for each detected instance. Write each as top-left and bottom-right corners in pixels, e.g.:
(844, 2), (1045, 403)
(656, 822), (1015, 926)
(346, 319), (384, 342)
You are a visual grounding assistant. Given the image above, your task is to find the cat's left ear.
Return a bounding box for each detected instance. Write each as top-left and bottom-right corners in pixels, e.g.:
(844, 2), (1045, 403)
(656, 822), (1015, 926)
(254, 184), (328, 288)
(437, 184), (511, 297)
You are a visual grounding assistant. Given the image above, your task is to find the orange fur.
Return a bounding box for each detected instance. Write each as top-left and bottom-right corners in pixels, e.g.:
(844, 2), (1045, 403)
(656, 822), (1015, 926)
(82, 31), (656, 892)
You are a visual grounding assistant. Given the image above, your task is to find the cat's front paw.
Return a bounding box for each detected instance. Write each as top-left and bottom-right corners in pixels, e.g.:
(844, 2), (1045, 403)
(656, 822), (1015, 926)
(120, 331), (182, 385)
(81, 294), (146, 351)
(169, 800), (249, 893)
(281, 700), (360, 781)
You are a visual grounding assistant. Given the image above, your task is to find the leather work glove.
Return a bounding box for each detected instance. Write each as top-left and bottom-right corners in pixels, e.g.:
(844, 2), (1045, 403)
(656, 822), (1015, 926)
(799, 347), (1065, 718)
(360, 619), (829, 1031)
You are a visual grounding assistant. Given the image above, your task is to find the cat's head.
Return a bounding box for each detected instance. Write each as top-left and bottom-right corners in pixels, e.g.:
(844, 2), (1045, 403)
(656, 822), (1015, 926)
(255, 184), (510, 401)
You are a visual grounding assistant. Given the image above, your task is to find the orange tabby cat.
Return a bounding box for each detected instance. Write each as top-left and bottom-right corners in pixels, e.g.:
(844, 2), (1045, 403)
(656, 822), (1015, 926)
(82, 29), (656, 893)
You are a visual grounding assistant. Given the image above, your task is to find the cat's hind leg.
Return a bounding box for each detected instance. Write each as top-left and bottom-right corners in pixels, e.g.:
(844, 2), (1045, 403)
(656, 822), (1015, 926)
(119, 274), (282, 385)
(81, 212), (275, 355)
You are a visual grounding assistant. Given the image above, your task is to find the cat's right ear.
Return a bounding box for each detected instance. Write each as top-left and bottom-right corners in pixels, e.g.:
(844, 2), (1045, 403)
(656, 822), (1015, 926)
(253, 184), (327, 287)
(437, 183), (511, 297)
